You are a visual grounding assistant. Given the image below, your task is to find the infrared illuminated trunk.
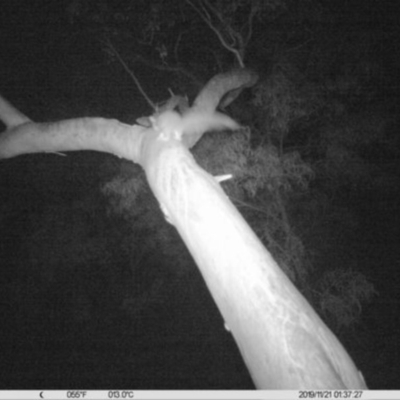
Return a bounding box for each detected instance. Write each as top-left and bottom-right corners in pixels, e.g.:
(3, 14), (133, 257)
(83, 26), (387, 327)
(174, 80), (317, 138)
(143, 140), (367, 390)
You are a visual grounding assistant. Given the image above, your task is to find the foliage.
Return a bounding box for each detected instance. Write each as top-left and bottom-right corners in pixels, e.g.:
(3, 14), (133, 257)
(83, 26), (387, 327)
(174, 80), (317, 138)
(253, 64), (322, 145)
(101, 167), (193, 277)
(260, 61), (389, 334)
(101, 168), (198, 317)
(316, 268), (377, 333)
(194, 129), (314, 283)
(195, 129), (314, 196)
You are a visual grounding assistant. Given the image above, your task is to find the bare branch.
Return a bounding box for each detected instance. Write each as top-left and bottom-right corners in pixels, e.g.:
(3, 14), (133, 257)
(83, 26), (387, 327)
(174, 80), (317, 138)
(133, 54), (203, 88)
(104, 39), (156, 110)
(0, 70), (257, 161)
(172, 68), (259, 148)
(0, 116), (144, 162)
(186, 0), (244, 67)
(173, 31), (183, 63)
(193, 68), (258, 112)
(243, 3), (258, 46)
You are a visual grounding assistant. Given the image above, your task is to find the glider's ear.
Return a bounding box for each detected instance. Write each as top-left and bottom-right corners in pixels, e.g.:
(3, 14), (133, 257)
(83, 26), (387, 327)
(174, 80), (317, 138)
(136, 116), (152, 127)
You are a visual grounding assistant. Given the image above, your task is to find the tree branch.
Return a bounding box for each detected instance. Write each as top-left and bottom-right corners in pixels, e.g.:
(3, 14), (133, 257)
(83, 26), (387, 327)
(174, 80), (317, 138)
(104, 39), (156, 110)
(185, 0), (244, 67)
(0, 116), (145, 162)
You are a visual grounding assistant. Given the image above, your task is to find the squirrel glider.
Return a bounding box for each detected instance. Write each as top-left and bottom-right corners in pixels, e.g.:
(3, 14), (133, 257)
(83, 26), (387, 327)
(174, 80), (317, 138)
(149, 108), (240, 146)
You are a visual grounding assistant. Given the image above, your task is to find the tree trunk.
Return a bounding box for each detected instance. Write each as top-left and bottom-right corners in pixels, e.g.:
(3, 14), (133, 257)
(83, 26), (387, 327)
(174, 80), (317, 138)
(143, 140), (367, 389)
(0, 69), (368, 387)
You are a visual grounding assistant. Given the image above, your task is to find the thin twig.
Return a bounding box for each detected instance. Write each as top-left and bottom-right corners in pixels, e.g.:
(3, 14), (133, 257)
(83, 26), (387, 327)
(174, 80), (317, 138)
(105, 39), (156, 110)
(185, 0), (244, 66)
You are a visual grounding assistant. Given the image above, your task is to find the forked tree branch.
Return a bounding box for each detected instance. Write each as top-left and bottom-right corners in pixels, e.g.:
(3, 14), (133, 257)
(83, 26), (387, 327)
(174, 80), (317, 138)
(0, 69), (257, 159)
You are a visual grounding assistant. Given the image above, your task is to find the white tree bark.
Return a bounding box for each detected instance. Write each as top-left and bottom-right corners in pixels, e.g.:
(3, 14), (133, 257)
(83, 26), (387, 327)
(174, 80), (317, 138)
(0, 70), (367, 388)
(142, 140), (367, 389)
